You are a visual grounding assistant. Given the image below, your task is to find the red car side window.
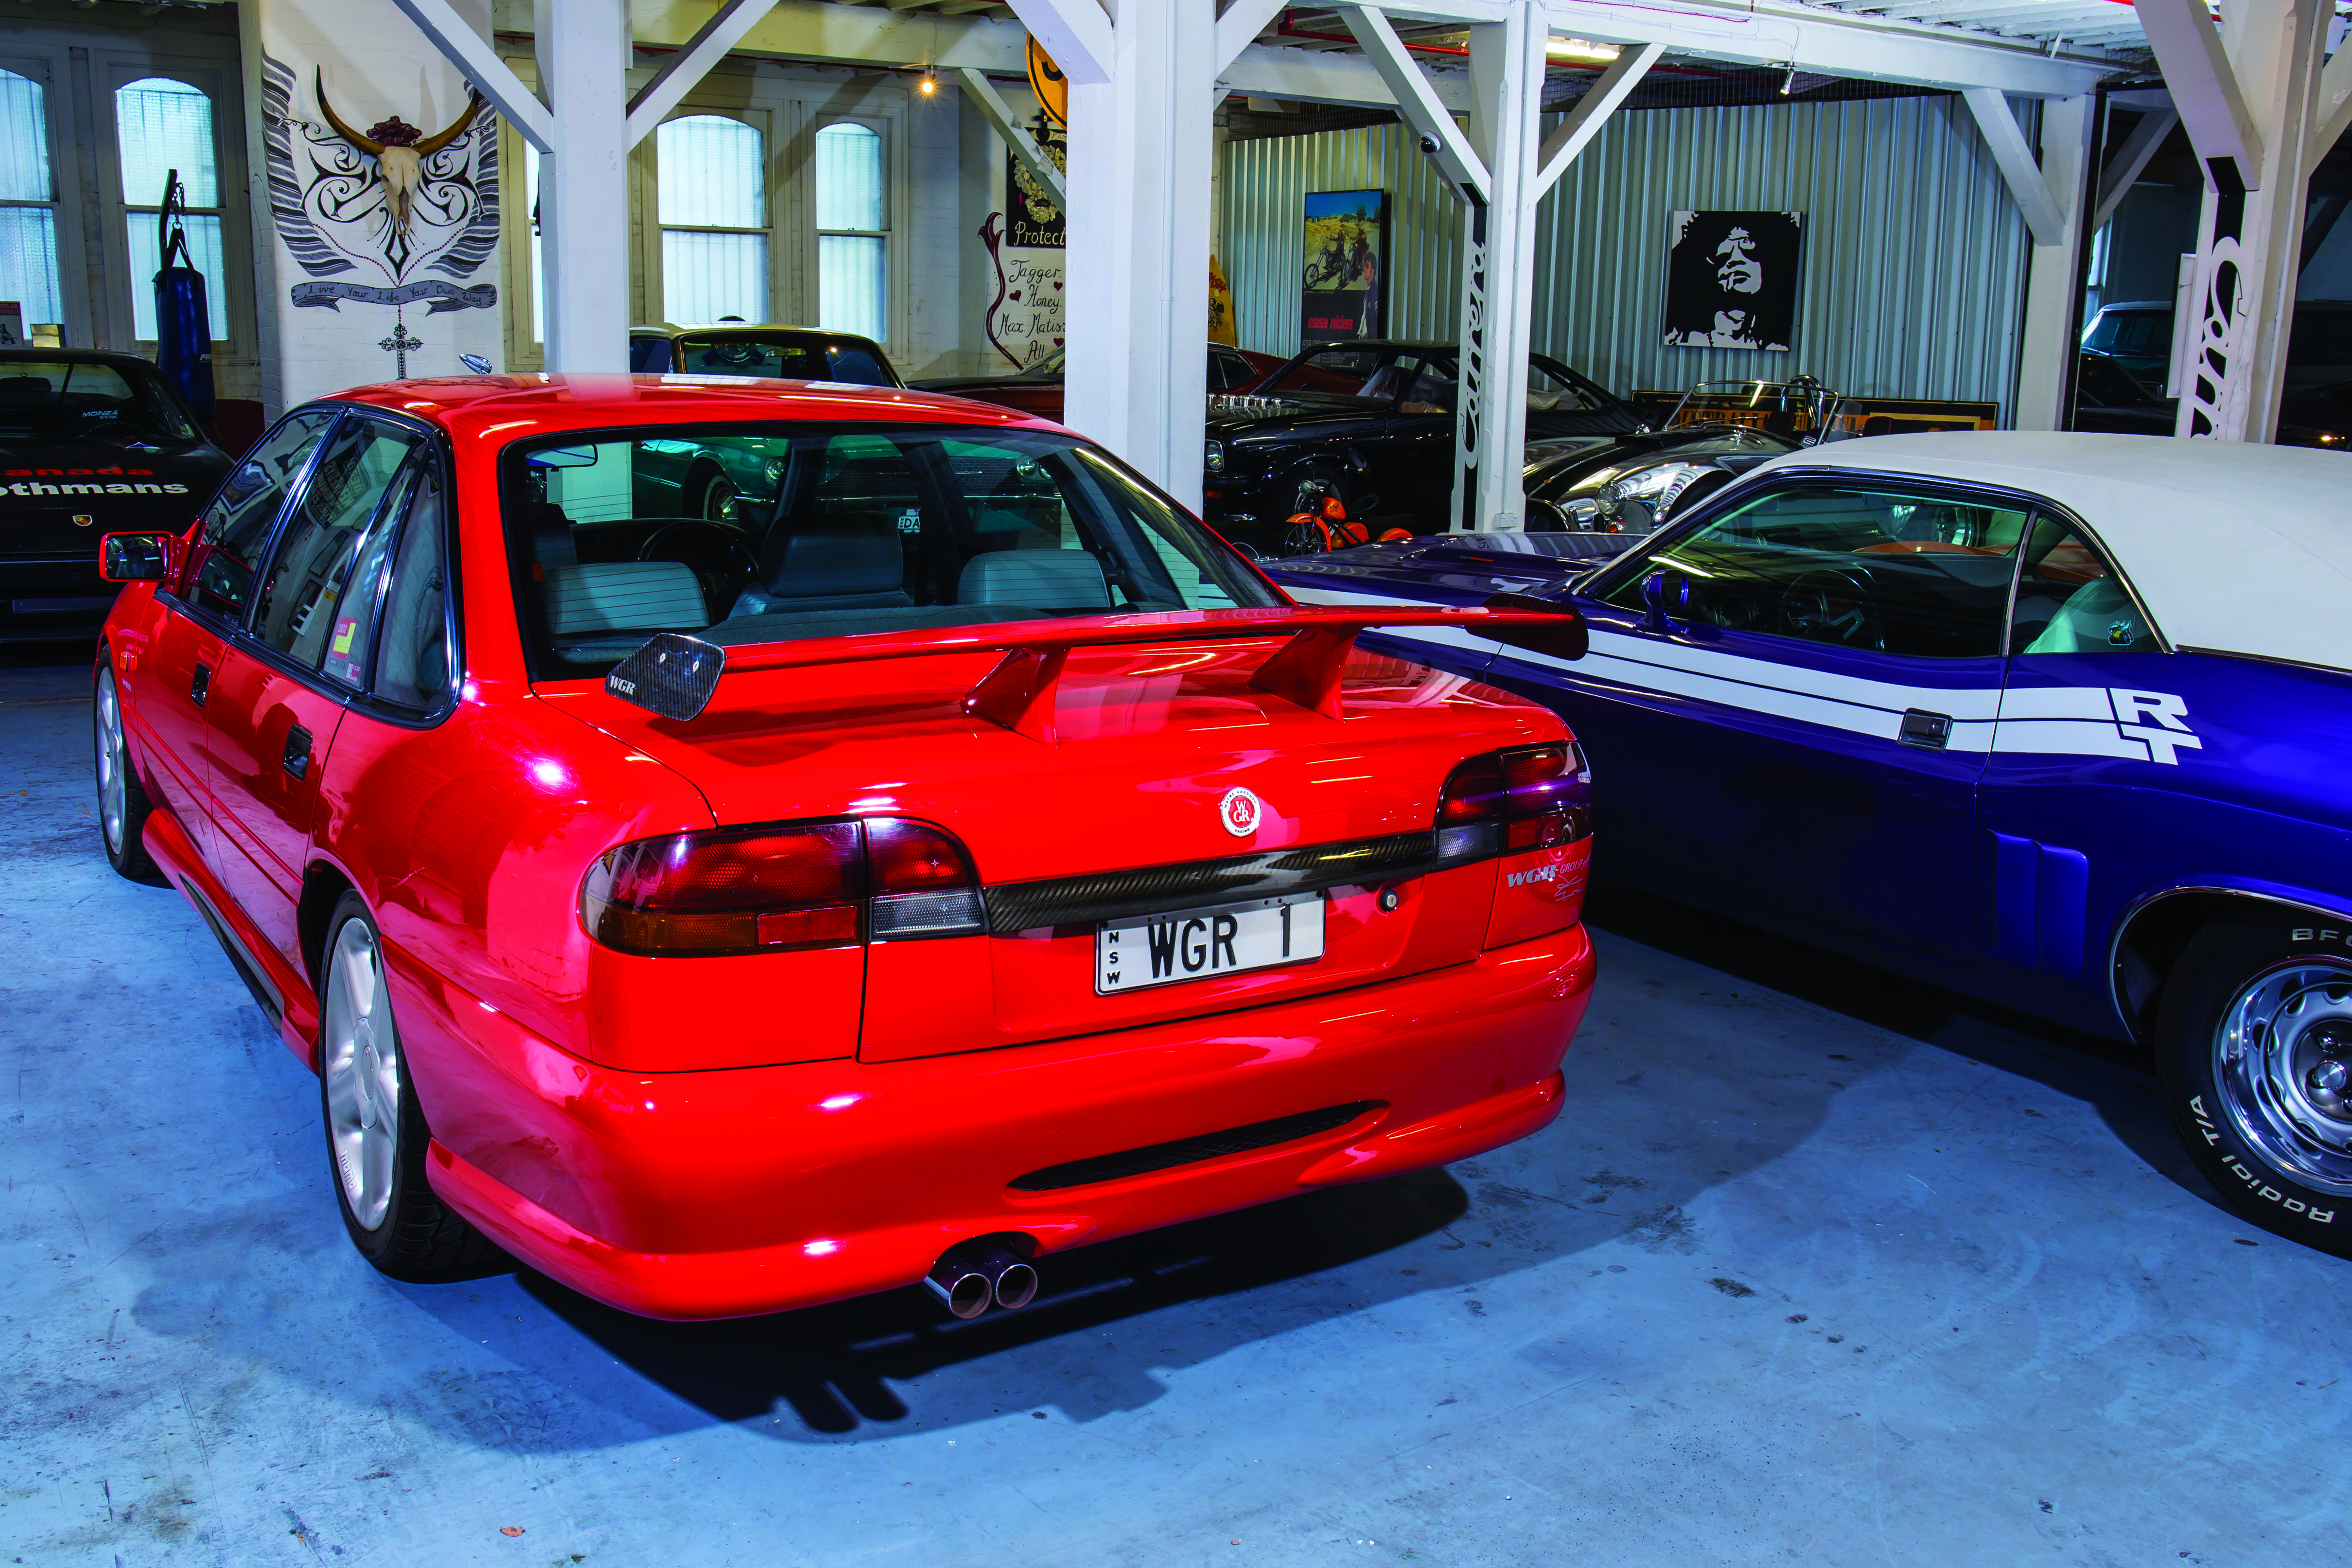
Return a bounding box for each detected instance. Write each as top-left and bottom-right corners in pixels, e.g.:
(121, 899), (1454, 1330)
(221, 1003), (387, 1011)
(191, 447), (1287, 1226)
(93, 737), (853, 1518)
(186, 409), (335, 621)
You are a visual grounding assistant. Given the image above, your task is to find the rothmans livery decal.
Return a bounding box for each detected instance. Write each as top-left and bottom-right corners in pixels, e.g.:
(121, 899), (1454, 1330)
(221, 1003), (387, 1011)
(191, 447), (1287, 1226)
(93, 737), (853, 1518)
(1286, 584), (2204, 766)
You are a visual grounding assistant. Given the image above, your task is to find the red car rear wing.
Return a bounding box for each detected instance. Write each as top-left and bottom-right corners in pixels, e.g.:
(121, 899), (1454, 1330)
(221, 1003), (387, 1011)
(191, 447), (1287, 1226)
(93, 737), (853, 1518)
(602, 595), (1584, 739)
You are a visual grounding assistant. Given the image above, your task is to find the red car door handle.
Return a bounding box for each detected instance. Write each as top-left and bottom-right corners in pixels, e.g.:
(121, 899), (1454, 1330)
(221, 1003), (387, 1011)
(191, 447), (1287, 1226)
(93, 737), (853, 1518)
(190, 661), (210, 708)
(282, 723), (313, 780)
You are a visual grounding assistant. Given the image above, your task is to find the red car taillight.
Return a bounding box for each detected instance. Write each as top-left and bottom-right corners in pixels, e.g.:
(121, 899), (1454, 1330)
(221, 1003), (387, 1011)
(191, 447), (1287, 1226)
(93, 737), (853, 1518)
(580, 817), (984, 957)
(1434, 743), (1594, 947)
(865, 818), (987, 939)
(1434, 743), (1591, 862)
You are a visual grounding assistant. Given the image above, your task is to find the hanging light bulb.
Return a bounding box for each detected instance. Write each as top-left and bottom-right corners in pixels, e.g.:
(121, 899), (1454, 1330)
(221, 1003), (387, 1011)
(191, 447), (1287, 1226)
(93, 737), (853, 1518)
(918, 67), (938, 96)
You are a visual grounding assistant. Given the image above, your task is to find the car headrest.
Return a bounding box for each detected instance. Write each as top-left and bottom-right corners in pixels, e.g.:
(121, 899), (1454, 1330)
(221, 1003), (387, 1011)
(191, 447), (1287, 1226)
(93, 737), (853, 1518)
(517, 501), (577, 570)
(544, 561), (708, 637)
(758, 514), (904, 599)
(958, 549), (1112, 610)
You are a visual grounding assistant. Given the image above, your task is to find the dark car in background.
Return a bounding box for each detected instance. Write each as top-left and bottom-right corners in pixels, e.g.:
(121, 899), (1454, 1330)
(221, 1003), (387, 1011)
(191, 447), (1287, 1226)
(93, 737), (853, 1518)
(2081, 299), (2174, 384)
(910, 343), (1283, 422)
(2071, 349), (2175, 437)
(0, 350), (230, 643)
(628, 323), (900, 386)
(1202, 340), (1641, 543)
(1516, 379), (1856, 536)
(2081, 297), (2352, 391)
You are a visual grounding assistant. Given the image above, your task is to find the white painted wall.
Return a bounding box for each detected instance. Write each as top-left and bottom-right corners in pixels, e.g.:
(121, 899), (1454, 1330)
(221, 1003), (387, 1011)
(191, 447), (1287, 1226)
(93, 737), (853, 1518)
(248, 0), (506, 408)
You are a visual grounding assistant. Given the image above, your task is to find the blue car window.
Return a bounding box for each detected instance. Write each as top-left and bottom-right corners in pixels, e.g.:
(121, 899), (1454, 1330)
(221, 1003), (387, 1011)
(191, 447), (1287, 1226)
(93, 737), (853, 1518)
(2011, 518), (2159, 653)
(1605, 482), (2029, 657)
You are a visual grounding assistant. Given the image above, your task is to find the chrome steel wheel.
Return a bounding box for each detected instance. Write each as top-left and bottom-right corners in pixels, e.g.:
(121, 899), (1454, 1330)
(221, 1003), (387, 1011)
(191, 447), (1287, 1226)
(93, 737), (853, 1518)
(2212, 957), (2352, 1196)
(94, 669), (127, 855)
(700, 475), (739, 522)
(322, 916), (402, 1231)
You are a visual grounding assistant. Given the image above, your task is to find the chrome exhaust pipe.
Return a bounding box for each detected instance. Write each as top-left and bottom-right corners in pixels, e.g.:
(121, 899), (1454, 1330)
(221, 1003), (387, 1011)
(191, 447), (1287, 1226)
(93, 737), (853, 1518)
(973, 1243), (1038, 1311)
(923, 1251), (994, 1320)
(924, 1241), (1038, 1317)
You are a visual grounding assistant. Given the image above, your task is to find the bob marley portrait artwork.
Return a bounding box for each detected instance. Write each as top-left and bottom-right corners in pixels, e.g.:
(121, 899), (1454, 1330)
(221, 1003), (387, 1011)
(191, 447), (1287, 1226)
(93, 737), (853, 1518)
(1662, 210), (1803, 352)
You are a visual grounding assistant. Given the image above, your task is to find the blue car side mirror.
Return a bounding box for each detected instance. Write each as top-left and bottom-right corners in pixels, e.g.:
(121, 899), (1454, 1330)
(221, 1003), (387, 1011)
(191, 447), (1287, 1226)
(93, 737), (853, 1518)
(1640, 569), (1692, 634)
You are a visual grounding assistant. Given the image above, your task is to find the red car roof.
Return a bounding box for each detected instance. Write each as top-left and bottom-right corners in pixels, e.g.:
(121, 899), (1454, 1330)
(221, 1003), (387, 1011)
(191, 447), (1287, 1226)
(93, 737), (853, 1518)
(332, 372), (1061, 445)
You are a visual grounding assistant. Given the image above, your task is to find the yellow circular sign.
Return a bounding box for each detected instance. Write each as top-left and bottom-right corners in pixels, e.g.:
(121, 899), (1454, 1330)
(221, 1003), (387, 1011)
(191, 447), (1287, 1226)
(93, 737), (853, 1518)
(1027, 36), (1068, 127)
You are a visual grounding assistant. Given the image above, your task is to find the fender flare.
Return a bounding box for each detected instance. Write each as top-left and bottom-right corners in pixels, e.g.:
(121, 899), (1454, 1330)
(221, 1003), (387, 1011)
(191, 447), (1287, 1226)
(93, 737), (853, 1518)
(2108, 880), (2352, 1040)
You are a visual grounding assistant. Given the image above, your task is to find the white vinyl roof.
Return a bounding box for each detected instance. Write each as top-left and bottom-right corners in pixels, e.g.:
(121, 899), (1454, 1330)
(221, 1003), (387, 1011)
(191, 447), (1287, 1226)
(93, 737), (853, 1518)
(1746, 431), (2352, 670)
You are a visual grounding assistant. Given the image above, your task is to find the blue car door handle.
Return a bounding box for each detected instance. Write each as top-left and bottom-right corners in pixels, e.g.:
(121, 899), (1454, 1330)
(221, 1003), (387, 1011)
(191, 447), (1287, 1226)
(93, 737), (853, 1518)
(1899, 709), (1953, 750)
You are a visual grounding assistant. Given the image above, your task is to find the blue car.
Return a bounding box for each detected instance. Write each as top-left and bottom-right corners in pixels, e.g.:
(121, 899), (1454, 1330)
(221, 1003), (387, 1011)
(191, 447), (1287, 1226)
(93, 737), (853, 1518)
(1269, 432), (2352, 1253)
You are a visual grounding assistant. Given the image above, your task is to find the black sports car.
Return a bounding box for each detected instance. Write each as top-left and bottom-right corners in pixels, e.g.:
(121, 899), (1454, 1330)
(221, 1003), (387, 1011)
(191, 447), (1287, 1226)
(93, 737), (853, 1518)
(1518, 379), (1839, 535)
(1, 350), (230, 643)
(1200, 339), (1642, 542)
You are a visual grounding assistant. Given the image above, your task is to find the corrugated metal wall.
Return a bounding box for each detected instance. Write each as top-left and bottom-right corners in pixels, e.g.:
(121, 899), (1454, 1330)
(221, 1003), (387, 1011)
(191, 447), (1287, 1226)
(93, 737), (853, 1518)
(1220, 93), (2038, 418)
(1220, 123), (1461, 357)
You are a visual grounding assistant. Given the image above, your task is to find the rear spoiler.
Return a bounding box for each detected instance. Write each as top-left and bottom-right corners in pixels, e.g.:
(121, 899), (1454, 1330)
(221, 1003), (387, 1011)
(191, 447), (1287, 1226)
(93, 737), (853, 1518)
(602, 594), (1584, 738)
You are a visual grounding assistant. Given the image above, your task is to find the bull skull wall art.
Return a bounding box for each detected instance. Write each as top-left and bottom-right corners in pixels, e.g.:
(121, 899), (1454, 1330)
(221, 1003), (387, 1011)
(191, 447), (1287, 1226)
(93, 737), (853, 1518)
(315, 69), (484, 239)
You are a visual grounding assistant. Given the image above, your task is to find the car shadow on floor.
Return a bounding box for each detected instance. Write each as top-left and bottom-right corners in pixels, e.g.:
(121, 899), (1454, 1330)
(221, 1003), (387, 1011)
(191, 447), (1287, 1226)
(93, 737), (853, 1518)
(1580, 879), (2226, 1218)
(512, 1168), (1472, 1437)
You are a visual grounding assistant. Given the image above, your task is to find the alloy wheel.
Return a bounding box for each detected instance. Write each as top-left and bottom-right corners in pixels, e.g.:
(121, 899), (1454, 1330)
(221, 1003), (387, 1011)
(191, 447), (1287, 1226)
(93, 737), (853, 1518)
(94, 670), (127, 855)
(322, 917), (402, 1231)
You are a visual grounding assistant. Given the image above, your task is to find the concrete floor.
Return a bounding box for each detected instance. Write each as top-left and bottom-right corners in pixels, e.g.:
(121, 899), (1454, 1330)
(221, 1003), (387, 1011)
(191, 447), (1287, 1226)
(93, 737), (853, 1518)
(3, 651), (2347, 1568)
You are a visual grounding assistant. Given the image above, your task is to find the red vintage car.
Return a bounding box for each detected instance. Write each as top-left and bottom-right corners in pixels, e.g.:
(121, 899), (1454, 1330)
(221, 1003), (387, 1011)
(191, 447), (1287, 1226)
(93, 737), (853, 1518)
(88, 373), (1597, 1321)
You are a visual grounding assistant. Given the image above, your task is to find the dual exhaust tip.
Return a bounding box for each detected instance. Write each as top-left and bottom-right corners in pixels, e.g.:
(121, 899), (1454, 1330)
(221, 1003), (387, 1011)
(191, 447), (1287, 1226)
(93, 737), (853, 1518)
(925, 1241), (1038, 1320)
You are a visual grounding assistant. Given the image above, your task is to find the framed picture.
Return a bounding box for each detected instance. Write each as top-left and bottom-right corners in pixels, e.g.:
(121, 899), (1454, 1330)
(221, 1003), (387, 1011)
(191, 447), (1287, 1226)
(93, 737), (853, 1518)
(1663, 211), (1804, 352)
(1301, 190), (1386, 340)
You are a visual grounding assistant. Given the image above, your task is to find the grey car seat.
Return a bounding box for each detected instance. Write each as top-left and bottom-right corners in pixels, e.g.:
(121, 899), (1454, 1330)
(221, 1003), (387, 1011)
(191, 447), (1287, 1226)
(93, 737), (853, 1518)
(731, 514), (913, 617)
(957, 549), (1112, 610)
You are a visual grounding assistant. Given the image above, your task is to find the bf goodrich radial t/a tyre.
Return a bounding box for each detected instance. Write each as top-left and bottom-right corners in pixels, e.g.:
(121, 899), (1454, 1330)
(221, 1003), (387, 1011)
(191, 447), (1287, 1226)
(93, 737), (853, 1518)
(93, 660), (161, 882)
(2155, 912), (2352, 1258)
(316, 891), (499, 1279)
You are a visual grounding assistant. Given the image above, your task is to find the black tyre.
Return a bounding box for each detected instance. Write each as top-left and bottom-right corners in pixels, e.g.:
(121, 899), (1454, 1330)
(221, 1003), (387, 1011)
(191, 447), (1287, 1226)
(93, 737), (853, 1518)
(2155, 913), (2352, 1256)
(692, 468), (739, 522)
(316, 891), (500, 1279)
(93, 658), (162, 882)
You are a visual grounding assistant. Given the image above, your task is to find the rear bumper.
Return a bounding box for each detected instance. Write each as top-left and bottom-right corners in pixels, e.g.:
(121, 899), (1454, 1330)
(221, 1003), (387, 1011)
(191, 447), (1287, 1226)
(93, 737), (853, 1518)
(404, 926), (1595, 1320)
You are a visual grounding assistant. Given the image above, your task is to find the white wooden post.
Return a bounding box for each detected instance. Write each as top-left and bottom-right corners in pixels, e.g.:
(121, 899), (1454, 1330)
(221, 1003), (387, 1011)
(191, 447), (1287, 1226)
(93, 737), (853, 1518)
(1455, 4), (1546, 532)
(534, 0), (632, 372)
(2139, 0), (2328, 440)
(2014, 96), (2095, 431)
(1011, 0), (1215, 511)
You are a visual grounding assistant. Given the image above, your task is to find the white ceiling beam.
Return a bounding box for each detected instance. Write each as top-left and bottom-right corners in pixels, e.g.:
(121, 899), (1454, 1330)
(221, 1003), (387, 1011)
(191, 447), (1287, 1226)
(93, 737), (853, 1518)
(2133, 0), (2263, 188)
(1002, 0), (1113, 85)
(1221, 42), (1473, 111)
(629, 0), (1029, 70)
(2094, 105), (2180, 229)
(388, 0), (554, 149)
(624, 0), (785, 146)
(1962, 87), (2067, 246)
(1535, 38), (1660, 194)
(1540, 0), (2109, 97)
(1215, 0), (1290, 72)
(2311, 42), (2352, 178)
(1339, 3), (1489, 199)
(954, 66), (1067, 204)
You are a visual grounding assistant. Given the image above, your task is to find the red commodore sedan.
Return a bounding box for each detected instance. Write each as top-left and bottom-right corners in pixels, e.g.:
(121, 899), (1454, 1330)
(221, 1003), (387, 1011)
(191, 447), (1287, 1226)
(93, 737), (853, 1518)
(88, 374), (1598, 1321)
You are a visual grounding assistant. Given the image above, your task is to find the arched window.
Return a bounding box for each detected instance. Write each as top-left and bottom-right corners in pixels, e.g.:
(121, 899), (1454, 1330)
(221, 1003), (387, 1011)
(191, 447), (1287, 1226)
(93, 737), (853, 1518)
(813, 122), (885, 341)
(115, 76), (227, 340)
(0, 67), (61, 335)
(658, 113), (768, 325)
